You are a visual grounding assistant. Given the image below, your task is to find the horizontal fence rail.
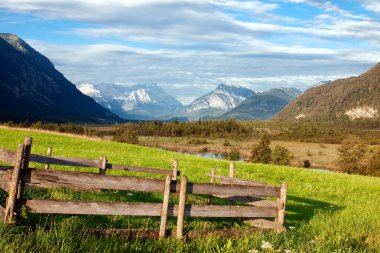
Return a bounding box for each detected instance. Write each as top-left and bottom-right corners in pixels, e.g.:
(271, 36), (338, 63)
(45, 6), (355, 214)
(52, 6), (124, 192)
(0, 137), (288, 238)
(19, 169), (281, 197)
(19, 199), (277, 218)
(0, 148), (16, 165)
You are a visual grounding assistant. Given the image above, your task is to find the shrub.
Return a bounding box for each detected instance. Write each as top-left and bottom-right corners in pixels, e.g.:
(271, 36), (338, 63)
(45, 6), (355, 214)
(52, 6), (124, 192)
(113, 125), (139, 144)
(227, 147), (241, 161)
(31, 121), (44, 129)
(336, 135), (367, 174)
(249, 135), (271, 164)
(272, 145), (293, 166)
(362, 147), (380, 176)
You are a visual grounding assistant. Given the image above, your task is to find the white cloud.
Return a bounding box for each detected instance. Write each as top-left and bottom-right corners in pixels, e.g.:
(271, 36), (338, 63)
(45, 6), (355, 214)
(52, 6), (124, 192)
(27, 38), (377, 102)
(361, 0), (380, 14)
(1, 0), (379, 102)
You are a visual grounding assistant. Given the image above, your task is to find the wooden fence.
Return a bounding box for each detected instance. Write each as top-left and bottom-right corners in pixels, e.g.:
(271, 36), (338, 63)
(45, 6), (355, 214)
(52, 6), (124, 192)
(0, 137), (287, 238)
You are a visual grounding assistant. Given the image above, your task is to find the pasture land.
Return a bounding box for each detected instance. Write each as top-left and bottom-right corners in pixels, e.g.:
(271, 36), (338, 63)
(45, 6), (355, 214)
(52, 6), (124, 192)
(0, 128), (379, 252)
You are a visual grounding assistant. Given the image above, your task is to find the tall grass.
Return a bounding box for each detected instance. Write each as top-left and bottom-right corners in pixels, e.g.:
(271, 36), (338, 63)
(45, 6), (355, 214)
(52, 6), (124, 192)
(0, 128), (379, 252)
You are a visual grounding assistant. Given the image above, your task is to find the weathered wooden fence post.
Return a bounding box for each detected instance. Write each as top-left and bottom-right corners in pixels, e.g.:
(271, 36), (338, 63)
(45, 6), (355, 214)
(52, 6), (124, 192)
(22, 137), (32, 170)
(4, 144), (24, 223)
(172, 159), (178, 181)
(99, 155), (107, 175)
(18, 137), (32, 200)
(275, 182), (288, 225)
(229, 162), (235, 178)
(177, 175), (188, 239)
(159, 175), (172, 239)
(44, 147), (52, 169)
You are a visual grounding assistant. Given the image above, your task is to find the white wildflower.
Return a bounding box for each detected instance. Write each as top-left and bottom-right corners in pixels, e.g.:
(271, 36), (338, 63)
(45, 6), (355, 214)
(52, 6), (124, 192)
(248, 249), (259, 253)
(285, 250), (292, 253)
(261, 241), (273, 250)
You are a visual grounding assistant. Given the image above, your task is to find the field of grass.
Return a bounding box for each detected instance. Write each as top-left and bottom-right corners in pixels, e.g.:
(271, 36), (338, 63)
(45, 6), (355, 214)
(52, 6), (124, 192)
(0, 128), (379, 252)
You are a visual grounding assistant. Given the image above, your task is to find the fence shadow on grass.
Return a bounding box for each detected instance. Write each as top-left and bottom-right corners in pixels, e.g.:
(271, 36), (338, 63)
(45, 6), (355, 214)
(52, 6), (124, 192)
(285, 195), (341, 225)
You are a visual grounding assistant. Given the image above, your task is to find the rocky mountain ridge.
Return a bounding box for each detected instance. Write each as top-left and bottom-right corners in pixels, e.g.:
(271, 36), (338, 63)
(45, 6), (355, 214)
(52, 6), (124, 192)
(0, 33), (121, 123)
(276, 63), (380, 122)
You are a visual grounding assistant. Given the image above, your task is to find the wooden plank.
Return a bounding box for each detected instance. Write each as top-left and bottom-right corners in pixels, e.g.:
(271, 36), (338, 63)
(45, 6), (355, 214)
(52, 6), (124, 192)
(177, 176), (187, 239)
(107, 164), (174, 175)
(229, 162), (235, 178)
(275, 182), (288, 225)
(159, 175), (171, 239)
(44, 147), (52, 170)
(209, 174), (270, 187)
(29, 154), (100, 168)
(0, 170), (11, 192)
(21, 169), (281, 197)
(244, 219), (285, 233)
(21, 199), (277, 218)
(0, 148), (16, 165)
(171, 159), (178, 181)
(99, 155), (107, 175)
(190, 181), (280, 198)
(4, 144), (24, 223)
(213, 195), (277, 208)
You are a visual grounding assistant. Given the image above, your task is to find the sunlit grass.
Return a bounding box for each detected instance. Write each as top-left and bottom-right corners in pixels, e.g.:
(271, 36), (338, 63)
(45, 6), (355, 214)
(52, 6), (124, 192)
(0, 128), (379, 252)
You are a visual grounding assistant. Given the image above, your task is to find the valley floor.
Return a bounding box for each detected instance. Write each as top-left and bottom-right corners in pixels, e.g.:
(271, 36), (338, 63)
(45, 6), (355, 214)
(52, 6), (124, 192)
(139, 136), (341, 170)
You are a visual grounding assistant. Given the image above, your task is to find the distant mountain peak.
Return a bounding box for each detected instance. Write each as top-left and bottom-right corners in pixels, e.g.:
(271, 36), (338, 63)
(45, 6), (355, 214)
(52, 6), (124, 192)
(188, 83), (254, 112)
(78, 82), (183, 120)
(220, 86), (301, 120)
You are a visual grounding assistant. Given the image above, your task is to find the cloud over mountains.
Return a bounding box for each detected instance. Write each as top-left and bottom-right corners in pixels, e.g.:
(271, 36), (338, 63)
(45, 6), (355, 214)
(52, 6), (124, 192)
(1, 0), (379, 102)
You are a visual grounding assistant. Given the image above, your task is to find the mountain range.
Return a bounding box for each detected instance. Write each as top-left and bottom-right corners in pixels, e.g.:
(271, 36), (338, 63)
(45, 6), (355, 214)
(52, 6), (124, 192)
(220, 87), (302, 120)
(276, 63), (380, 122)
(0, 33), (121, 123)
(78, 82), (183, 120)
(79, 81), (301, 121)
(164, 83), (256, 121)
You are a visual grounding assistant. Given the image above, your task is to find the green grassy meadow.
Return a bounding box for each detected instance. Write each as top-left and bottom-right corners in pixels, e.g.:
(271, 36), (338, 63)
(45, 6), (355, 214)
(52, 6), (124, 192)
(0, 128), (379, 252)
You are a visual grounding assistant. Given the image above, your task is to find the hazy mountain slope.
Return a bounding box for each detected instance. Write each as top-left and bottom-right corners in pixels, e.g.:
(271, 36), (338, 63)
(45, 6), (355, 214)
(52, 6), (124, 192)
(221, 88), (301, 120)
(78, 82), (183, 120)
(276, 63), (380, 121)
(0, 33), (121, 123)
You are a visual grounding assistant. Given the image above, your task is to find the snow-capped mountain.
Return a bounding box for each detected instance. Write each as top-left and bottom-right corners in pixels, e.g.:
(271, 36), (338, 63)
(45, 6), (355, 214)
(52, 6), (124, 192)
(188, 83), (255, 112)
(220, 87), (302, 120)
(167, 83), (255, 120)
(78, 82), (183, 120)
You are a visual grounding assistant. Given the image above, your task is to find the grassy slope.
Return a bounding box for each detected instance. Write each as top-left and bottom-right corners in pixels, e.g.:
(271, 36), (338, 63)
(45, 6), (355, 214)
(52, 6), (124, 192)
(0, 128), (379, 253)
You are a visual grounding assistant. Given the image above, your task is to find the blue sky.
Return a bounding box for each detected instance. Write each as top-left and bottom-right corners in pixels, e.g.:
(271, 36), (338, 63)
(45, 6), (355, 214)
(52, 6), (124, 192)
(1, 0), (380, 104)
